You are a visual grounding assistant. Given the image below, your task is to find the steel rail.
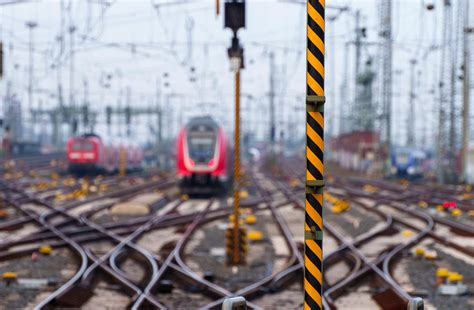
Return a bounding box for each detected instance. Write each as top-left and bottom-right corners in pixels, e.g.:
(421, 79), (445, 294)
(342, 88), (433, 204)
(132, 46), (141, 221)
(0, 177), (175, 231)
(130, 199), (215, 309)
(1, 180), (170, 308)
(276, 180), (395, 288)
(0, 185), (89, 310)
(201, 173), (305, 309)
(0, 198), (264, 253)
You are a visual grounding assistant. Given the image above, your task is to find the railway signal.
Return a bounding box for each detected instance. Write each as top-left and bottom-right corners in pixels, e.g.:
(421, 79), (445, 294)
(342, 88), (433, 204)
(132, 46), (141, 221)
(225, 0), (246, 266)
(304, 1), (325, 308)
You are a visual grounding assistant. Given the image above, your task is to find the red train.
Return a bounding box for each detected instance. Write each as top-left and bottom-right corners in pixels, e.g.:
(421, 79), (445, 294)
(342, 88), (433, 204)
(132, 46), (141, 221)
(66, 133), (143, 174)
(176, 116), (232, 195)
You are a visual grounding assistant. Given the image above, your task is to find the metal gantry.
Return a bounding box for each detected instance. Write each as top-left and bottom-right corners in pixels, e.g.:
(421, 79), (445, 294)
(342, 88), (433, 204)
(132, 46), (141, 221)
(304, 0), (325, 308)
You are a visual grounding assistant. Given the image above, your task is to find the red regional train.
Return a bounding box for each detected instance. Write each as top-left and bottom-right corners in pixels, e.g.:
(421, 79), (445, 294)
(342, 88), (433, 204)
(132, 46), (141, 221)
(66, 133), (143, 174)
(176, 116), (232, 195)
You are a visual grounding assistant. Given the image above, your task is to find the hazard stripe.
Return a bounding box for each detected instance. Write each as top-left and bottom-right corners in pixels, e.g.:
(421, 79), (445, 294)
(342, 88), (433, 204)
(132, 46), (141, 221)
(307, 138), (323, 164)
(313, 112), (324, 130)
(307, 49), (324, 79)
(307, 26), (324, 58)
(306, 147), (324, 180)
(307, 60), (324, 91)
(306, 194), (323, 229)
(306, 169), (316, 181)
(307, 239), (323, 262)
(307, 112), (324, 179)
(305, 251), (322, 288)
(304, 278), (322, 308)
(305, 0), (324, 309)
(307, 112), (323, 140)
(307, 2), (324, 32)
(307, 73), (323, 96)
(307, 123), (323, 150)
(307, 160), (322, 181)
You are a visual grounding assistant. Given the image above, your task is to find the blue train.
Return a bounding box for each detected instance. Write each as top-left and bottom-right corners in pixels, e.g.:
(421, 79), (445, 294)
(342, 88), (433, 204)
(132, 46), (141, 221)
(390, 147), (429, 179)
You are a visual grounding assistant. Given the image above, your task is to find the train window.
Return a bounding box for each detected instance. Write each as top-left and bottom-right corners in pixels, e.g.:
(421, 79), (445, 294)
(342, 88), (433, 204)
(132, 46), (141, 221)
(396, 152), (410, 165)
(188, 135), (216, 163)
(71, 141), (94, 151)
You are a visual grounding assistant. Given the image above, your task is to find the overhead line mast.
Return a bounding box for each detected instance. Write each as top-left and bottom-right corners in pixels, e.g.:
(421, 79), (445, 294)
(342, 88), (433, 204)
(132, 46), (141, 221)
(379, 0), (392, 173)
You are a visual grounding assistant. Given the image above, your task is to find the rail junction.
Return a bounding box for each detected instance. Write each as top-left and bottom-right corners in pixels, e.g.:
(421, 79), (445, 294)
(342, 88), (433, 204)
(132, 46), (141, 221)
(0, 154), (471, 309)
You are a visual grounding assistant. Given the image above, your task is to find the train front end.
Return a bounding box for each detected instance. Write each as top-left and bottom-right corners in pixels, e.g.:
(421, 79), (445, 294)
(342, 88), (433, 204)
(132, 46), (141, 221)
(66, 134), (103, 174)
(176, 117), (230, 195)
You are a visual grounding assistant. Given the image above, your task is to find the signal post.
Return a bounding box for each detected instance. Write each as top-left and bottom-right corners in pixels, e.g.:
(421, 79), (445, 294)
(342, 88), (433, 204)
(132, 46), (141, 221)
(224, 0), (246, 265)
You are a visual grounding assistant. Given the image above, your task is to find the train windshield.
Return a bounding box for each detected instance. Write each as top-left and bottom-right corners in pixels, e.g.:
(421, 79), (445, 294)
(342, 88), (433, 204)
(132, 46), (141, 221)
(395, 152), (410, 165)
(187, 133), (216, 164)
(71, 141), (94, 151)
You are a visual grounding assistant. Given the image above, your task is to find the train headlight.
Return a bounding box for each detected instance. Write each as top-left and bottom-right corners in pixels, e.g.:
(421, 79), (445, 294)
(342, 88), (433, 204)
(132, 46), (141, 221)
(407, 167), (415, 175)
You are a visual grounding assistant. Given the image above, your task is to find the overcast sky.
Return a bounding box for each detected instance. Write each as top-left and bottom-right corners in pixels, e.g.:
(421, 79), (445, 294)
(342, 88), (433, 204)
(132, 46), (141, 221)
(0, 0), (472, 147)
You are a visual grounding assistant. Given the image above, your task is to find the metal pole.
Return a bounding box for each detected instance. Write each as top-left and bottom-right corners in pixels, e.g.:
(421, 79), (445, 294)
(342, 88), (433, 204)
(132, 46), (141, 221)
(382, 0), (392, 173)
(26, 21), (37, 136)
(27, 24), (34, 111)
(354, 10), (361, 130)
(69, 25), (75, 108)
(461, 0), (471, 183)
(407, 59), (416, 146)
(304, 1), (324, 308)
(232, 68), (241, 265)
(437, 2), (450, 183)
(269, 51), (276, 148)
(69, 1), (76, 135)
(340, 41), (349, 134)
(447, 0), (461, 183)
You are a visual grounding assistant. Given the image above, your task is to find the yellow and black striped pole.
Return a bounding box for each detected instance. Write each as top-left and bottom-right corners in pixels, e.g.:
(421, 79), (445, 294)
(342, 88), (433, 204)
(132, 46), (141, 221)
(304, 0), (324, 309)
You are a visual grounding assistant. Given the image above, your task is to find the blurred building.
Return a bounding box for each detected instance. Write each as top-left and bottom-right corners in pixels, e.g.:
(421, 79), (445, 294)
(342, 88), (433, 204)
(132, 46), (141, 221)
(330, 130), (380, 173)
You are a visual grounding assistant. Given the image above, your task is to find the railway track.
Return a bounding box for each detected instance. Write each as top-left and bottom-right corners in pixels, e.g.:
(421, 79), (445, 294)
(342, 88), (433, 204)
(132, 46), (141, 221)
(0, 157), (472, 309)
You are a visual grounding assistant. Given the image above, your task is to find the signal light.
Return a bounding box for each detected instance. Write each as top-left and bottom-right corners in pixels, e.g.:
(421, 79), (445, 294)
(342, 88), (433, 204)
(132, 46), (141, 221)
(443, 201), (456, 209)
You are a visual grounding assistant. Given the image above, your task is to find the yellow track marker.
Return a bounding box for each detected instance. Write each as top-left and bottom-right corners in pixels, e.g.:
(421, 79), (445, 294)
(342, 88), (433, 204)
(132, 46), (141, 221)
(239, 190), (249, 199)
(2, 272), (17, 279)
(414, 247), (425, 256)
(245, 215), (257, 224)
(247, 230), (263, 241)
(39, 245), (53, 255)
(451, 209), (462, 217)
(418, 201), (428, 208)
(448, 272), (463, 282)
(437, 268), (449, 277)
